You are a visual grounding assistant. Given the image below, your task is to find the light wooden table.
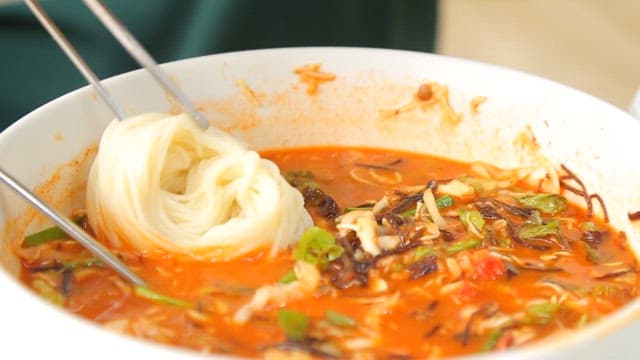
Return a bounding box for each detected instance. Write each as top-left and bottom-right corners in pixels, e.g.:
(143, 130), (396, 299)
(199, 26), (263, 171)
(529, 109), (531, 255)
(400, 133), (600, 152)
(437, 0), (640, 110)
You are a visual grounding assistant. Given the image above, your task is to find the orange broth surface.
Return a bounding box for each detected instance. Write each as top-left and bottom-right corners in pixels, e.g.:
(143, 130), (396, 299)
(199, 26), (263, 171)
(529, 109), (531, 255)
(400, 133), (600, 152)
(19, 146), (639, 358)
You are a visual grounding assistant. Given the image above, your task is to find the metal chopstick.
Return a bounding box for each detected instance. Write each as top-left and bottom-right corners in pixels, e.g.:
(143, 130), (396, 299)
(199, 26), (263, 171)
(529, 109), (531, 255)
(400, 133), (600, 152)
(24, 0), (126, 120)
(10, 0), (146, 287)
(82, 0), (209, 129)
(0, 167), (146, 287)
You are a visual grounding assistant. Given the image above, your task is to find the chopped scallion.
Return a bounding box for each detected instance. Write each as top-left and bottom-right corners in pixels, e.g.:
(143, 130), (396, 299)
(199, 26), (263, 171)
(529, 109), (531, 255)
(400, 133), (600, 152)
(344, 206), (373, 213)
(277, 310), (309, 340)
(293, 227), (344, 269)
(436, 195), (454, 208)
(414, 246), (435, 260)
(519, 219), (560, 239)
(583, 244), (600, 263)
(524, 302), (559, 325)
(134, 286), (195, 308)
(447, 238), (481, 254)
(482, 328), (503, 351)
(326, 310), (356, 327)
(401, 209), (416, 218)
(62, 257), (103, 271)
(518, 194), (567, 215)
(23, 216), (86, 247)
(279, 269), (297, 284)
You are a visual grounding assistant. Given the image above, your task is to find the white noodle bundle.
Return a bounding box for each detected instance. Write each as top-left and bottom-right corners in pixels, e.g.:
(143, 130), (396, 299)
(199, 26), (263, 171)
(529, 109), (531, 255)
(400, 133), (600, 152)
(86, 113), (312, 260)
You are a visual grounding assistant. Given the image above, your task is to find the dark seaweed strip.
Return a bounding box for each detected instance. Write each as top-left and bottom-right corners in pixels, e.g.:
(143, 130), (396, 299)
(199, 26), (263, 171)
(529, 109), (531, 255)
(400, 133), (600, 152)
(30, 261), (63, 273)
(474, 201), (502, 220)
(589, 193), (610, 223)
(270, 340), (341, 359)
(583, 230), (604, 245)
(354, 162), (399, 171)
(594, 268), (634, 280)
(559, 164), (610, 222)
(302, 187), (339, 219)
(504, 262), (520, 278)
(328, 235), (371, 289)
(407, 256), (438, 280)
(424, 324), (441, 338)
(390, 191), (424, 214)
(440, 229), (456, 242)
(386, 159), (404, 167)
(490, 199), (534, 218)
(372, 241), (422, 265)
(61, 268), (73, 296)
(455, 303), (499, 346)
(628, 211), (640, 221)
(354, 158), (403, 171)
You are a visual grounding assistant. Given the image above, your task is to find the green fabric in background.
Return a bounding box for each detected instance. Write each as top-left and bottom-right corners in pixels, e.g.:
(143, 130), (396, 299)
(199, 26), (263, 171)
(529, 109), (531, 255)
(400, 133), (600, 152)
(0, 0), (437, 130)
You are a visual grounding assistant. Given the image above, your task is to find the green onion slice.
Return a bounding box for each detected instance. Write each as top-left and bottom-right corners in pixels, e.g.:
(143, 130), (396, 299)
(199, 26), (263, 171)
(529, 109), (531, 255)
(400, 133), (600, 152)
(326, 310), (356, 327)
(278, 310), (309, 340)
(23, 215), (86, 247)
(519, 219), (560, 239)
(293, 227), (344, 269)
(518, 194), (567, 215)
(134, 286), (195, 308)
(279, 269), (297, 284)
(447, 238), (481, 254)
(435, 195), (454, 208)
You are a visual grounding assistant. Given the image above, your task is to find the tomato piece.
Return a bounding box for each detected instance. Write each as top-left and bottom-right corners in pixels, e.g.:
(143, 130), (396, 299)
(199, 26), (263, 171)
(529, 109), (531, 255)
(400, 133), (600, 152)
(456, 280), (478, 303)
(472, 250), (505, 281)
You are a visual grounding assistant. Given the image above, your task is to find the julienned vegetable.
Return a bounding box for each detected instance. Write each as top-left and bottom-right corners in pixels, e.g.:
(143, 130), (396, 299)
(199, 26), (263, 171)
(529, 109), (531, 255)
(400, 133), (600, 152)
(293, 226), (344, 268)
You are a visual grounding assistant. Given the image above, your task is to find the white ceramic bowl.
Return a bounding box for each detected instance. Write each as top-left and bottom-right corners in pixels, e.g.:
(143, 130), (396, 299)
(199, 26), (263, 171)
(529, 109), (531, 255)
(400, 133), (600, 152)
(1, 48), (640, 359)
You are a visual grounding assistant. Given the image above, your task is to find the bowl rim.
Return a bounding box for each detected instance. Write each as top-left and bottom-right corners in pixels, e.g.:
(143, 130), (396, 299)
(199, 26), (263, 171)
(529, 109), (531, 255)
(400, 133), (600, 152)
(1, 46), (639, 359)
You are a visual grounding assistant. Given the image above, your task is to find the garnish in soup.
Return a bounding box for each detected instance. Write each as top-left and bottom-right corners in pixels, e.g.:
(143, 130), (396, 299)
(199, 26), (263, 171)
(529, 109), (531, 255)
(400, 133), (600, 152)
(17, 146), (638, 358)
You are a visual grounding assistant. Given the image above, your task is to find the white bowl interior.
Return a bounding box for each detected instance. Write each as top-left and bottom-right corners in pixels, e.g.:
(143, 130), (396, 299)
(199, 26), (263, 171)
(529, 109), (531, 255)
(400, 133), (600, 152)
(1, 48), (640, 359)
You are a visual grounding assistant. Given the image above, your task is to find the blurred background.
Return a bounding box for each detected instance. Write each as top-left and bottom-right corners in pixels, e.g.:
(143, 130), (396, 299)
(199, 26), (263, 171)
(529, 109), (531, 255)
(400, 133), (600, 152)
(0, 0), (638, 130)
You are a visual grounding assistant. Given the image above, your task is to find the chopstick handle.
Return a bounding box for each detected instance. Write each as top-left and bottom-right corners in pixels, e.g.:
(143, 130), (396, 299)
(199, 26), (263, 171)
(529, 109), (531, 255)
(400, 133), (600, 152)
(23, 0), (127, 120)
(82, 0), (209, 129)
